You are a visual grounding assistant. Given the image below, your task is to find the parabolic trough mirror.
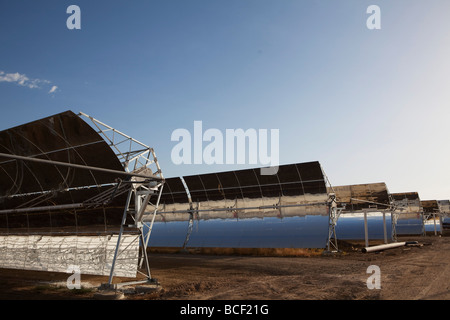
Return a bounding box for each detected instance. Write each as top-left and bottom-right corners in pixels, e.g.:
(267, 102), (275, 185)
(422, 200), (444, 234)
(0, 111), (164, 279)
(144, 162), (333, 249)
(391, 192), (424, 235)
(329, 182), (394, 241)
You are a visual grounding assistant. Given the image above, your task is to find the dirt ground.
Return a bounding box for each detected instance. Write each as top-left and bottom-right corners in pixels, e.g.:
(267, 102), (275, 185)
(0, 235), (449, 300)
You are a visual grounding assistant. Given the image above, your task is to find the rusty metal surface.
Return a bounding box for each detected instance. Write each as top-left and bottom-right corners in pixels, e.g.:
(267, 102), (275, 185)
(391, 192), (423, 234)
(391, 192), (423, 219)
(437, 200), (450, 214)
(438, 200), (450, 229)
(421, 200), (439, 214)
(391, 192), (420, 202)
(330, 182), (391, 212)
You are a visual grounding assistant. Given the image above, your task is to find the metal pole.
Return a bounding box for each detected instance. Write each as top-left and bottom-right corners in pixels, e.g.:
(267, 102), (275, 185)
(139, 183), (164, 268)
(391, 212), (397, 242)
(139, 230), (152, 280)
(152, 201), (329, 215)
(422, 212), (426, 236)
(362, 241), (407, 253)
(383, 211), (387, 244)
(143, 183), (164, 249)
(433, 212), (437, 236)
(108, 188), (133, 285)
(0, 203), (84, 214)
(364, 211), (369, 248)
(350, 198), (392, 209)
(0, 152), (162, 181)
(326, 206), (332, 252)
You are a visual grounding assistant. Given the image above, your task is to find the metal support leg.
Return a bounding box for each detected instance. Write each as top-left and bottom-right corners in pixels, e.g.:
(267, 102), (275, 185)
(108, 188), (133, 285)
(138, 183), (164, 268)
(143, 183), (164, 251)
(139, 228), (152, 280)
(383, 212), (387, 244)
(391, 211), (398, 242)
(422, 213), (426, 236)
(433, 212), (437, 236)
(364, 211), (369, 248)
(326, 204), (341, 252)
(183, 212), (194, 251)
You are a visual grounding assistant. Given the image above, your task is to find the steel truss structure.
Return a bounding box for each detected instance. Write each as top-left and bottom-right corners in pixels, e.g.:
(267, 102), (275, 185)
(325, 193), (344, 252)
(423, 200), (443, 236)
(77, 112), (165, 286)
(330, 183), (398, 248)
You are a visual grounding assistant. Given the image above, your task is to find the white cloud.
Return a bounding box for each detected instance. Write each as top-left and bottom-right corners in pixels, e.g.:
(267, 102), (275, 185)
(48, 85), (58, 94)
(0, 71), (30, 87)
(0, 70), (55, 92)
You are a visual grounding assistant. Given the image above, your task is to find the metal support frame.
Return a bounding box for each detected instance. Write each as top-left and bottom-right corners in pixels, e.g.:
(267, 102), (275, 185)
(433, 212), (438, 235)
(421, 210), (427, 236)
(323, 174), (344, 252)
(382, 211), (388, 244)
(428, 210), (440, 236)
(361, 208), (394, 247)
(360, 201), (434, 245)
(439, 211), (444, 235)
(422, 210), (442, 236)
(331, 194), (398, 249)
(154, 201), (330, 215)
(76, 113), (165, 286)
(107, 179), (164, 285)
(326, 199), (343, 252)
(78, 112), (163, 177)
(139, 181), (164, 269)
(363, 211), (369, 248)
(182, 211), (195, 251)
(391, 210), (399, 241)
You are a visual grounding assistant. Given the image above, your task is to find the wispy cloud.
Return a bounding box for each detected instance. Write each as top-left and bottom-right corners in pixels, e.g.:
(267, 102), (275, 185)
(0, 70), (56, 94)
(48, 85), (58, 94)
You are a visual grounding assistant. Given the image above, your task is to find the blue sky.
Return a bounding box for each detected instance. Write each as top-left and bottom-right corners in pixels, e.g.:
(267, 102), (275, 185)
(1, 1), (450, 200)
